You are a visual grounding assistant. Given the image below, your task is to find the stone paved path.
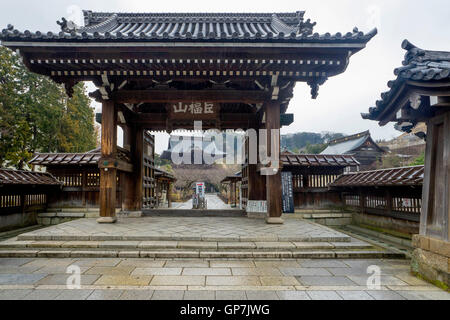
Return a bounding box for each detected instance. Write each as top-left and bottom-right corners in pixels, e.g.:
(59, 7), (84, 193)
(18, 217), (349, 242)
(0, 258), (448, 300)
(172, 194), (232, 210)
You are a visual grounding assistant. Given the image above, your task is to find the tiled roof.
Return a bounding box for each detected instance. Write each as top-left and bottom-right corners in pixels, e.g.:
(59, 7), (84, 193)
(362, 40), (450, 122)
(330, 165), (424, 187)
(221, 174), (242, 184)
(155, 168), (176, 181)
(327, 131), (370, 145)
(0, 169), (61, 186)
(320, 131), (385, 155)
(29, 150), (101, 166)
(281, 154), (359, 167)
(1, 11), (377, 43)
(29, 148), (131, 166)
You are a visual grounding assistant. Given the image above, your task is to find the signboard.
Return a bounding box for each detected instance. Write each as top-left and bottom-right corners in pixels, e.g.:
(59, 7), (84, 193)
(196, 182), (205, 197)
(170, 102), (219, 120)
(401, 198), (412, 208)
(246, 201), (267, 213)
(281, 172), (295, 214)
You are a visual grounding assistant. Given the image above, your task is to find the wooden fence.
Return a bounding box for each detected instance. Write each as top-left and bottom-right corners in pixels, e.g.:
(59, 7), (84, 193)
(342, 187), (422, 222)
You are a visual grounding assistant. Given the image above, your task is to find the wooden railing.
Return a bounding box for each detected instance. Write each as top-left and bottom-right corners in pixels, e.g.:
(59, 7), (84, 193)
(343, 189), (422, 222)
(0, 192), (47, 215)
(48, 169), (121, 208)
(292, 174), (340, 190)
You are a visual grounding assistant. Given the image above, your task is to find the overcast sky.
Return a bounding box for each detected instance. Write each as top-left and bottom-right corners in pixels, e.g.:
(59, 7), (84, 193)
(1, 0), (449, 153)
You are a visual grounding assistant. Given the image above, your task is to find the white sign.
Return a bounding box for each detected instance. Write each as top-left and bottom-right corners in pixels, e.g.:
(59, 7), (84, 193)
(196, 182), (205, 197)
(246, 200), (267, 213)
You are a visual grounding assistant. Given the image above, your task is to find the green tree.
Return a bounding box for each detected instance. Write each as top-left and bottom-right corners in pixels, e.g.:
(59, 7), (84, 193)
(410, 152), (425, 166)
(0, 47), (96, 169)
(379, 153), (403, 169)
(303, 143), (327, 154)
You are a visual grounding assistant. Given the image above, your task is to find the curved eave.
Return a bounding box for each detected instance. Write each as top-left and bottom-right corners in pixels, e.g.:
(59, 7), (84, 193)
(0, 29), (377, 48)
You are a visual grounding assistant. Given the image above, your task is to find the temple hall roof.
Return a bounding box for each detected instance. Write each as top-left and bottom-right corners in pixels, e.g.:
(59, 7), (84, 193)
(1, 11), (377, 44)
(320, 131), (383, 155)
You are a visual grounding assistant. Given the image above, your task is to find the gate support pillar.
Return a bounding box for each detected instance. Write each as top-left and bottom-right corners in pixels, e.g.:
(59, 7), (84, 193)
(98, 100), (118, 224)
(265, 101), (283, 224)
(122, 124), (143, 214)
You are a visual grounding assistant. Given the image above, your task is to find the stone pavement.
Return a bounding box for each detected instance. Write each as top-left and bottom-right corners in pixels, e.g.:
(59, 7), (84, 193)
(0, 258), (448, 300)
(172, 194), (232, 210)
(17, 217), (350, 242)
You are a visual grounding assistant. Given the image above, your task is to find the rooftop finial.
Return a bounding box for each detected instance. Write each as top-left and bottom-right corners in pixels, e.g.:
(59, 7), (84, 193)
(57, 17), (79, 33)
(401, 39), (416, 51)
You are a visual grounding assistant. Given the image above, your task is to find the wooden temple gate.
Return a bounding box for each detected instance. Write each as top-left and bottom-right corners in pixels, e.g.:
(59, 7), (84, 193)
(1, 11), (376, 224)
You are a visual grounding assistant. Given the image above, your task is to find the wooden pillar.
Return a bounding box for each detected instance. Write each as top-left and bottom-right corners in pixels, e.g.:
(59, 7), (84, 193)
(98, 100), (117, 223)
(133, 127), (144, 210)
(247, 124), (266, 203)
(168, 182), (172, 208)
(155, 178), (160, 208)
(81, 171), (87, 207)
(265, 101), (283, 224)
(358, 187), (365, 214)
(122, 125), (132, 152)
(386, 188), (393, 215)
(230, 182), (234, 207)
(122, 124), (134, 211)
(248, 165), (266, 201)
(412, 111), (450, 287)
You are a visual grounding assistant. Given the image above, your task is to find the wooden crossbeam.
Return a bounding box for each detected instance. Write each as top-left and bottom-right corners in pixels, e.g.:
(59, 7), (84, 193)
(110, 90), (271, 104)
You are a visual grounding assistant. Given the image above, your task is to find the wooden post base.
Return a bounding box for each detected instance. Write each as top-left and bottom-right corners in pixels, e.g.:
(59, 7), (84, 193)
(97, 217), (118, 224)
(266, 217), (284, 225)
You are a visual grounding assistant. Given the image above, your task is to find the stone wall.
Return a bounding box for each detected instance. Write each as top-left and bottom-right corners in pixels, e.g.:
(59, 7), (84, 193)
(412, 235), (449, 288)
(352, 212), (419, 237)
(0, 211), (38, 232)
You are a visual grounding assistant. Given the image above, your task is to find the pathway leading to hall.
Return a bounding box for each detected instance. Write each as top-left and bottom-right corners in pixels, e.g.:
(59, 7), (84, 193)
(0, 258), (448, 300)
(172, 194), (232, 210)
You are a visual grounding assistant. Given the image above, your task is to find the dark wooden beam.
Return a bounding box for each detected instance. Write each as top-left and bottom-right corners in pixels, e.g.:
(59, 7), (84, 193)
(98, 158), (133, 173)
(130, 113), (258, 129)
(110, 90), (271, 104)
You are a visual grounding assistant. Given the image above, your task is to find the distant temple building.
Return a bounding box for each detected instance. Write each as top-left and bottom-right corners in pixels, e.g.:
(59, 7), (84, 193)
(161, 133), (243, 164)
(321, 131), (385, 169)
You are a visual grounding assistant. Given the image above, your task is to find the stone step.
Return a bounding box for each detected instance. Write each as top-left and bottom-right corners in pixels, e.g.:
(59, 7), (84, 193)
(0, 240), (374, 251)
(16, 234), (352, 243)
(0, 248), (406, 259)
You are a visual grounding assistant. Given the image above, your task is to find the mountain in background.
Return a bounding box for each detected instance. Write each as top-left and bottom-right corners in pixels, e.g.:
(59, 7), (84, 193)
(281, 131), (345, 154)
